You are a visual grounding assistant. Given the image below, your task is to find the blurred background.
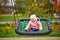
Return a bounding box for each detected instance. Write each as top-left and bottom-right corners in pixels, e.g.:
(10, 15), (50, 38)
(0, 0), (60, 37)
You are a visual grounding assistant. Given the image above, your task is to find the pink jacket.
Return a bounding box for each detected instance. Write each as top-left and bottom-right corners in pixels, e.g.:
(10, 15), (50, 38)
(25, 21), (43, 30)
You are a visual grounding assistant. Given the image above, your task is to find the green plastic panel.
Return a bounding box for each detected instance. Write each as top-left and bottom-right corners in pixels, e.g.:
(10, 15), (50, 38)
(19, 21), (48, 32)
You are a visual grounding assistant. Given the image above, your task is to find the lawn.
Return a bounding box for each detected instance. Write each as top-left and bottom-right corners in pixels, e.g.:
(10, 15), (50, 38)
(0, 14), (60, 37)
(0, 0), (60, 37)
(0, 16), (14, 21)
(0, 14), (60, 22)
(0, 22), (60, 37)
(0, 14), (23, 22)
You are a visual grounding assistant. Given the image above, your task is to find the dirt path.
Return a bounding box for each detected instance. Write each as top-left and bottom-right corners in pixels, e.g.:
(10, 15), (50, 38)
(1, 14), (21, 16)
(0, 37), (60, 40)
(1, 14), (13, 16)
(0, 22), (15, 24)
(0, 20), (60, 24)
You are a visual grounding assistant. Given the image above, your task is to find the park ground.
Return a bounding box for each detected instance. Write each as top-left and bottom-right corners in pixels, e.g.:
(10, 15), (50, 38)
(0, 14), (60, 37)
(0, 37), (60, 40)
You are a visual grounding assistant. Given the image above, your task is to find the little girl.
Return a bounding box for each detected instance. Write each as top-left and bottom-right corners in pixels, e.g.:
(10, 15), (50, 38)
(25, 14), (43, 32)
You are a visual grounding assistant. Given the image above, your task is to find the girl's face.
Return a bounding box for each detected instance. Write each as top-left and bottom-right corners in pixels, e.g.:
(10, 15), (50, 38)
(31, 19), (36, 22)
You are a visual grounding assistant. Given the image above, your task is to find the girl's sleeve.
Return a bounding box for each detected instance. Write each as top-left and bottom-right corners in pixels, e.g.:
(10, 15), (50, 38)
(25, 21), (31, 30)
(38, 21), (43, 30)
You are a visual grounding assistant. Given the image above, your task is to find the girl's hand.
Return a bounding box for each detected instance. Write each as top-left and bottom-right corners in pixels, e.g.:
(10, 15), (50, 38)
(25, 29), (27, 32)
(25, 29), (30, 32)
(39, 28), (43, 31)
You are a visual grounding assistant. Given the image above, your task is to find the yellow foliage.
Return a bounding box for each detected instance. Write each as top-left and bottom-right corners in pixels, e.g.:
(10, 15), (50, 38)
(11, 18), (15, 22)
(53, 3), (60, 12)
(32, 3), (35, 7)
(6, 26), (11, 30)
(6, 23), (12, 30)
(5, 8), (14, 12)
(25, 11), (31, 14)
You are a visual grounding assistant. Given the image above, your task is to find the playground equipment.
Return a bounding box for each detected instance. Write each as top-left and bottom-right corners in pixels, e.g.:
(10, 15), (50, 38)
(15, 18), (52, 35)
(14, 0), (52, 35)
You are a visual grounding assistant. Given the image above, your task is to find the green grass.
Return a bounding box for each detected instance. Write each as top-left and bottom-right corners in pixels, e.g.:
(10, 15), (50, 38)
(0, 14), (60, 22)
(0, 27), (20, 37)
(0, 16), (14, 21)
(0, 24), (6, 27)
(0, 23), (60, 37)
(0, 14), (60, 37)
(52, 16), (60, 21)
(41, 14), (60, 20)
(0, 14), (24, 22)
